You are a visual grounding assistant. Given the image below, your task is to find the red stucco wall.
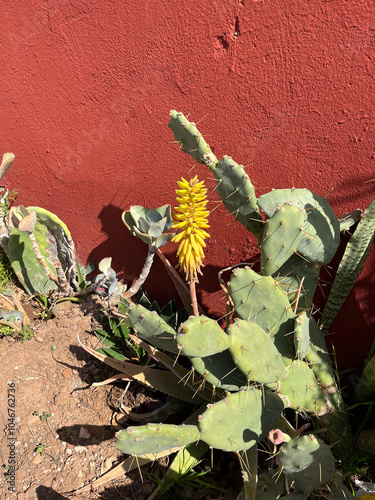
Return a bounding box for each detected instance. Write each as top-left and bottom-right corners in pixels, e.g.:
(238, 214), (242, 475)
(2, 1), (375, 370)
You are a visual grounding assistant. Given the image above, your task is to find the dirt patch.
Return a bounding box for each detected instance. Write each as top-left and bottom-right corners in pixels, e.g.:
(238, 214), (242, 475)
(0, 295), (162, 500)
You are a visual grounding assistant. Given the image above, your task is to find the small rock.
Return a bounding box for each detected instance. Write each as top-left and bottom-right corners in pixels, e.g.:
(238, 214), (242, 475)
(62, 368), (72, 379)
(32, 454), (43, 465)
(74, 445), (87, 453)
(79, 426), (91, 439)
(52, 301), (74, 316)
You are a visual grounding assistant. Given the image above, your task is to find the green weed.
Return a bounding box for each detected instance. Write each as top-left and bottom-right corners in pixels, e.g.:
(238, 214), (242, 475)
(34, 443), (46, 457)
(33, 410), (52, 421)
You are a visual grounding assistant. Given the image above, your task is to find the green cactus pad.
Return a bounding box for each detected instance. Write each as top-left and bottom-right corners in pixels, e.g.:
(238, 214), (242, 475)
(176, 316), (230, 357)
(229, 267), (295, 360)
(260, 203), (306, 275)
(278, 434), (336, 492)
(294, 311), (310, 359)
(256, 469), (286, 498)
(277, 360), (328, 415)
(306, 318), (351, 449)
(210, 156), (263, 236)
(126, 303), (178, 353)
(306, 317), (337, 390)
(169, 110), (217, 167)
(191, 350), (248, 391)
(258, 188), (340, 265)
(273, 253), (320, 313)
(228, 319), (286, 384)
(198, 388), (284, 451)
(115, 423), (200, 455)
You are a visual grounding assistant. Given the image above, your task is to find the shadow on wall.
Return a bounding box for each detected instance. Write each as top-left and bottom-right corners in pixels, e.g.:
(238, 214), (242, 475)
(86, 203), (180, 305)
(327, 172), (375, 209)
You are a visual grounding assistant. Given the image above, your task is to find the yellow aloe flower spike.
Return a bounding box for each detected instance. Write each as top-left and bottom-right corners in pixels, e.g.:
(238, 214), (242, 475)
(171, 176), (210, 282)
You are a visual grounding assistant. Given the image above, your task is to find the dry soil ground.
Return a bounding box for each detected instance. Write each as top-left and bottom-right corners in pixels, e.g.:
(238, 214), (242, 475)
(0, 295), (166, 500)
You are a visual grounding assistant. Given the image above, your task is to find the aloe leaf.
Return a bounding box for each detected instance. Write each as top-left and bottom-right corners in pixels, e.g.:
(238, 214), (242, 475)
(95, 347), (127, 361)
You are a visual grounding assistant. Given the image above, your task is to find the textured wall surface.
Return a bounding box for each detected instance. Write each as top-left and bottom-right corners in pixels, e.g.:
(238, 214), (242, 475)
(2, 0), (375, 369)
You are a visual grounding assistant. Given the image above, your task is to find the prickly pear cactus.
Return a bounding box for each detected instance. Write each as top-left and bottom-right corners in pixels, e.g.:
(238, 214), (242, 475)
(108, 112), (360, 496)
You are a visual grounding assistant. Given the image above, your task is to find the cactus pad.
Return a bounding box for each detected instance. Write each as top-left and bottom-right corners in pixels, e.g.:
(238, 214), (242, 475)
(126, 303), (178, 353)
(191, 350), (247, 391)
(229, 267), (295, 359)
(176, 315), (230, 357)
(277, 360), (328, 415)
(258, 188), (340, 265)
(278, 434), (336, 492)
(260, 203), (306, 275)
(198, 388), (284, 451)
(115, 423), (200, 455)
(169, 110), (216, 167)
(228, 319), (287, 384)
(210, 156), (263, 236)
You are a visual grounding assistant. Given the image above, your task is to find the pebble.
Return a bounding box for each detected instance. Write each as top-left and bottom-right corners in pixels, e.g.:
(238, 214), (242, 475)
(74, 445), (87, 453)
(32, 454), (43, 465)
(79, 426), (91, 439)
